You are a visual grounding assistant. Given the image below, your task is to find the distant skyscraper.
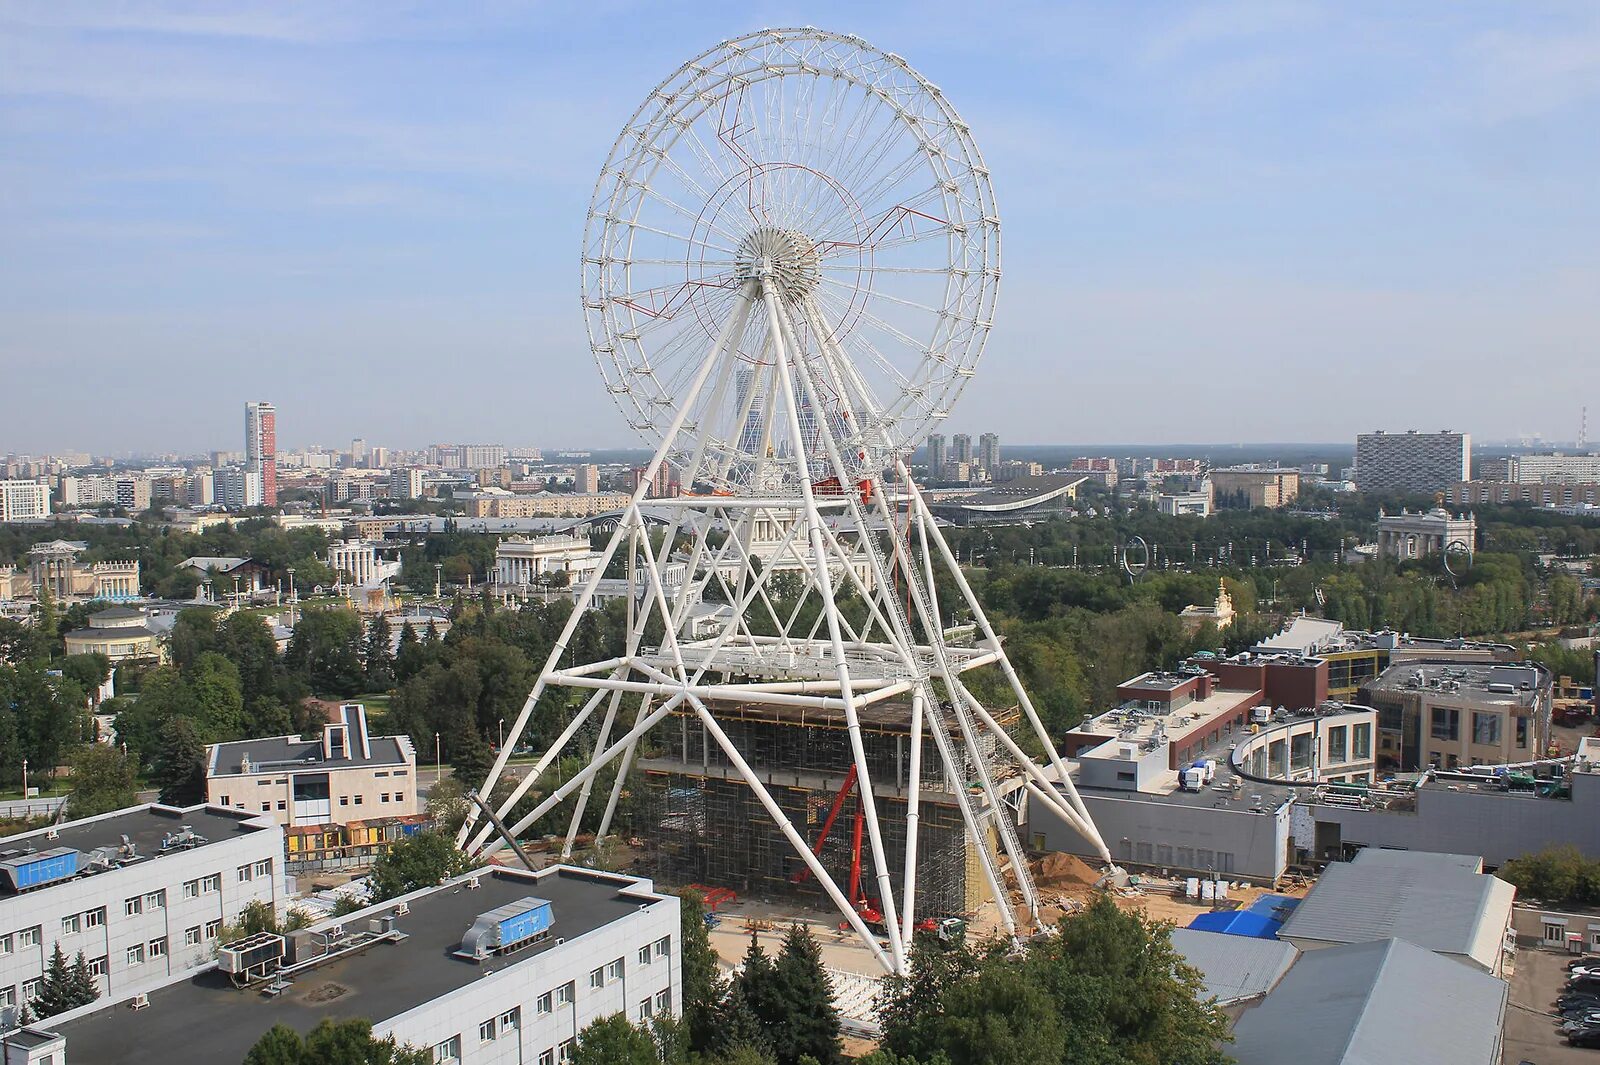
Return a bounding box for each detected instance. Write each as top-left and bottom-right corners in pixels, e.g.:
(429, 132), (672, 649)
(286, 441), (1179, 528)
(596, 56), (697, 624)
(978, 432), (1000, 472)
(245, 402), (277, 506)
(1355, 430), (1470, 494)
(350, 438), (368, 465)
(951, 434), (972, 466)
(926, 434), (947, 478)
(576, 464), (600, 494)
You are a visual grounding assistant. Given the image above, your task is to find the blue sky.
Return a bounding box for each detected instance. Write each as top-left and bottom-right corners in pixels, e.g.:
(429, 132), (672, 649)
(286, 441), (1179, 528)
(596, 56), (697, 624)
(2, 1), (1597, 455)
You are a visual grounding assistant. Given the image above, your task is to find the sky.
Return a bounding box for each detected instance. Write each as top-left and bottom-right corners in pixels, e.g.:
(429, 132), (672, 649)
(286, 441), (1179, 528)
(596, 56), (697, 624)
(1, 1), (1597, 456)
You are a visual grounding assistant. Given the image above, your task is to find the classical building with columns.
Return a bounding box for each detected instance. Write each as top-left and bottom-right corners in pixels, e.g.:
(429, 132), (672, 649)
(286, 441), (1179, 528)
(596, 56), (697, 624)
(493, 534), (603, 593)
(5, 540), (142, 602)
(326, 540), (401, 588)
(1376, 506), (1476, 561)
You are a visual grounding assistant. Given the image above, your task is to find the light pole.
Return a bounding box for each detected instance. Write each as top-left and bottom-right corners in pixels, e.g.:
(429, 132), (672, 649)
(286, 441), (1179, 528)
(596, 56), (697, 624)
(21, 758), (27, 800)
(286, 567), (297, 626)
(434, 563), (443, 600)
(435, 733), (442, 785)
(499, 719), (505, 751)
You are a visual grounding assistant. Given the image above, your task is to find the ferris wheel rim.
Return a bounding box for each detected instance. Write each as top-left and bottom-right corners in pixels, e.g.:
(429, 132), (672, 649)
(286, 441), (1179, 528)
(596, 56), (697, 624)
(581, 27), (999, 474)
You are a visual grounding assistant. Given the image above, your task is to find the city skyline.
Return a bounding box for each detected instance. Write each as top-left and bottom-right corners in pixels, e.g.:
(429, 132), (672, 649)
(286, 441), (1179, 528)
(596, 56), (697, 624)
(3, 3), (1597, 454)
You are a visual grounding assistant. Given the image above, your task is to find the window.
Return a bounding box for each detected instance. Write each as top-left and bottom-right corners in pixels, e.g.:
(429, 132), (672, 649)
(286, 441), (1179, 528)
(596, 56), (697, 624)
(590, 967), (604, 989)
(640, 997), (654, 1020)
(85, 907), (105, 928)
(1353, 723), (1372, 759)
(655, 989), (670, 1013)
(539, 1052), (554, 1065)
(1430, 707), (1460, 741)
(125, 896), (143, 917)
(87, 956), (106, 977)
(0, 987), (12, 1008)
(261, 802), (271, 812)
(277, 800), (286, 810)
(558, 1038), (575, 1063)
(61, 915), (81, 935)
(431, 1035), (460, 1063)
(499, 1008), (520, 1031)
(354, 795), (363, 805)
(1327, 726), (1348, 763)
(654, 935), (670, 958)
(339, 797), (349, 807)
(204, 919), (221, 941)
(203, 874), (221, 893)
(22, 979), (41, 1002)
(639, 946), (652, 965)
(219, 794), (229, 806)
(1473, 712), (1502, 747)
(1517, 716), (1529, 748)
(537, 991), (552, 1014)
(146, 890), (166, 910)
(375, 770), (389, 778)
(149, 937), (167, 958)
(556, 981), (574, 1006)
(183, 879), (200, 899)
(479, 1020), (497, 1044)
(184, 927), (202, 947)
(20, 926), (40, 947)
(607, 958), (625, 981)
(394, 769), (409, 776)
(238, 865), (253, 882)
(254, 859), (272, 877)
(0, 934), (12, 955)
(127, 944), (145, 965)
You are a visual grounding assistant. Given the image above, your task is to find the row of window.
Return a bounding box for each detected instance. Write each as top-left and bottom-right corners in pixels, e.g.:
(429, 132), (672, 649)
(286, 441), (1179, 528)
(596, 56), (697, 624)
(0, 927), (41, 955)
(60, 906), (106, 936)
(477, 1006), (522, 1043)
(124, 890), (168, 916)
(181, 873), (223, 899)
(125, 937), (168, 965)
(237, 859), (274, 882)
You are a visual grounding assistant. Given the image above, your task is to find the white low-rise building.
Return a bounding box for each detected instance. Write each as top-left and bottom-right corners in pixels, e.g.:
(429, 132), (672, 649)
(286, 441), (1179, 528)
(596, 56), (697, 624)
(41, 865), (681, 1065)
(0, 803), (282, 1011)
(493, 535), (603, 592)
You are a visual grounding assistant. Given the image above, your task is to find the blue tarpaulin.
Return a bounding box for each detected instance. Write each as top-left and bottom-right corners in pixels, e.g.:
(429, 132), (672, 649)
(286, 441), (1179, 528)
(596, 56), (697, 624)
(1187, 894), (1301, 939)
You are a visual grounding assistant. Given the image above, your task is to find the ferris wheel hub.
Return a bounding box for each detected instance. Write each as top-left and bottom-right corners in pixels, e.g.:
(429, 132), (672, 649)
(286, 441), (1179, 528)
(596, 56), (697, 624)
(736, 225), (821, 303)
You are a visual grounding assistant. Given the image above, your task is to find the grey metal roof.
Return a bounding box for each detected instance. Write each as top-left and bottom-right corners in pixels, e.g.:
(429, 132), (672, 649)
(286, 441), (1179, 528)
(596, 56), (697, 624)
(1352, 848), (1483, 873)
(1277, 854), (1514, 969)
(1229, 938), (1506, 1065)
(209, 733), (411, 775)
(1169, 928), (1298, 1006)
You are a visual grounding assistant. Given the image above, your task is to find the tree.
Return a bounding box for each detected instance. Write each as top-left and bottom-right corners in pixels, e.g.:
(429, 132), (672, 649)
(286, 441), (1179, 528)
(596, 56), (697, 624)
(32, 943), (98, 1018)
(572, 1013), (659, 1065)
(367, 831), (473, 902)
(771, 924), (841, 1065)
(364, 614), (396, 691)
(285, 608), (367, 696)
(153, 716), (208, 806)
(449, 729), (492, 792)
(67, 744), (139, 818)
(676, 889), (724, 1052)
(241, 1019), (431, 1065)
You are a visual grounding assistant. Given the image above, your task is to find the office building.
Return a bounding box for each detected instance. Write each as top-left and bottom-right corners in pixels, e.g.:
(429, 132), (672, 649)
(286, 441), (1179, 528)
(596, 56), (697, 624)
(925, 434), (947, 478)
(1375, 506), (1476, 560)
(0, 480), (50, 523)
(0, 804), (281, 1009)
(1355, 430), (1470, 494)
(1448, 480), (1600, 508)
(245, 402), (278, 506)
(39, 865), (680, 1065)
(1486, 451), (1600, 484)
(977, 432), (1000, 472)
(206, 704), (418, 829)
(214, 467), (263, 509)
(1210, 467), (1299, 509)
(1157, 483), (1213, 517)
(1360, 660), (1551, 771)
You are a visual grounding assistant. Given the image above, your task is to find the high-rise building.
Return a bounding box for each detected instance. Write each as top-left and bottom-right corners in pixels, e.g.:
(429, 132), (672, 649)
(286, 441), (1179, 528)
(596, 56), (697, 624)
(926, 434), (947, 478)
(1354, 430), (1470, 495)
(245, 401), (278, 506)
(951, 433), (973, 466)
(0, 480), (50, 522)
(367, 445), (388, 469)
(576, 463), (600, 494)
(389, 467), (426, 500)
(978, 432), (1000, 472)
(349, 438), (368, 465)
(215, 467), (263, 509)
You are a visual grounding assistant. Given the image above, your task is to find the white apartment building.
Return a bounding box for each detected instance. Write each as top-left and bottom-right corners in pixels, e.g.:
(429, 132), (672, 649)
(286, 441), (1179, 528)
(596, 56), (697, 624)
(214, 467), (263, 509)
(45, 865), (682, 1065)
(0, 804), (281, 1011)
(206, 704), (419, 828)
(390, 467), (426, 500)
(1355, 430), (1471, 494)
(0, 481), (50, 523)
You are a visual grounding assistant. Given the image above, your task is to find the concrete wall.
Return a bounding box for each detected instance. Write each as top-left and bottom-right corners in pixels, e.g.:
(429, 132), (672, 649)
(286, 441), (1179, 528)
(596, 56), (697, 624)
(1031, 792), (1291, 882)
(1301, 772), (1600, 868)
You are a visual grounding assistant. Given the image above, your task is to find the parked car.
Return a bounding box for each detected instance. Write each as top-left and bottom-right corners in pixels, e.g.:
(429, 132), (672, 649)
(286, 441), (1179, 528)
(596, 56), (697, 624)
(1571, 1026), (1600, 1048)
(1570, 954), (1600, 968)
(1562, 994), (1600, 1008)
(1562, 1009), (1600, 1024)
(1562, 1016), (1600, 1034)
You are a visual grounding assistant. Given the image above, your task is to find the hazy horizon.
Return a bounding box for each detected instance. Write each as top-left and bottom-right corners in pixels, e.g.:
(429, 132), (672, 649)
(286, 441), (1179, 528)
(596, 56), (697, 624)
(3, 3), (1597, 455)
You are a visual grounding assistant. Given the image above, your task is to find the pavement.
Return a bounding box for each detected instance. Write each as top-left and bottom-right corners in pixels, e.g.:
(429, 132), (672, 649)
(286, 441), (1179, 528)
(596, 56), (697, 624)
(1503, 945), (1600, 1064)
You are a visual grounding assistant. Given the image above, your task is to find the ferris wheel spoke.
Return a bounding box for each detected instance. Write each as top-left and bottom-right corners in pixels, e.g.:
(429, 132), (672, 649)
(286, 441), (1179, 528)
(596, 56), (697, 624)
(812, 289), (915, 394)
(636, 183), (747, 248)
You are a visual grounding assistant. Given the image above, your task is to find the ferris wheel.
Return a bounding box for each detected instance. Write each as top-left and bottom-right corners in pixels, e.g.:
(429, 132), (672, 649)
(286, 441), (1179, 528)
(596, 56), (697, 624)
(583, 27), (1000, 490)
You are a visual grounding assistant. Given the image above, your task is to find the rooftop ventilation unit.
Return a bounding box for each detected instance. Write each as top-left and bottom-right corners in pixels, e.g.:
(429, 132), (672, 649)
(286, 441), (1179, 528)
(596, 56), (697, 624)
(455, 897), (554, 962)
(0, 847), (80, 893)
(160, 826), (207, 851)
(219, 932), (286, 981)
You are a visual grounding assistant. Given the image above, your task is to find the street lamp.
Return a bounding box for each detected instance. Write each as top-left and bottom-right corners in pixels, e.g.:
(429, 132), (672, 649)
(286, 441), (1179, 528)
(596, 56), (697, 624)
(434, 563), (443, 600)
(499, 719), (505, 751)
(21, 758), (27, 800)
(435, 733), (442, 784)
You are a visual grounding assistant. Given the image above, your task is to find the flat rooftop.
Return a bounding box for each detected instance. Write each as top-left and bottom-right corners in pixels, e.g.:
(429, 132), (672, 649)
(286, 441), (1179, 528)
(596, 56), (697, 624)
(1079, 687), (1257, 761)
(210, 733), (410, 775)
(0, 805), (271, 896)
(1120, 670), (1198, 693)
(56, 866), (669, 1065)
(1368, 661), (1545, 706)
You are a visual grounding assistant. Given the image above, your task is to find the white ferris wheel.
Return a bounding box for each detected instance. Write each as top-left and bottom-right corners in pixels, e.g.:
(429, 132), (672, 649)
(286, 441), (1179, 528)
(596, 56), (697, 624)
(464, 28), (1109, 976)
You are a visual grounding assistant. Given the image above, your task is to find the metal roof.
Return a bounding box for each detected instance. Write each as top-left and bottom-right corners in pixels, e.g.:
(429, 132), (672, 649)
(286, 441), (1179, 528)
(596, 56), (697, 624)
(1228, 938), (1506, 1065)
(1169, 928), (1298, 1006)
(1277, 853), (1514, 969)
(1351, 848), (1482, 873)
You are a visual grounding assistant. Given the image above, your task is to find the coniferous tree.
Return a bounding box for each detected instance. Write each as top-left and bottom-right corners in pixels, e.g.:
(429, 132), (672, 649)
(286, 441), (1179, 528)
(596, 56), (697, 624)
(772, 924), (841, 1065)
(676, 890), (724, 1051)
(153, 716), (208, 806)
(66, 950), (99, 1008)
(32, 944), (75, 1018)
(364, 614), (395, 690)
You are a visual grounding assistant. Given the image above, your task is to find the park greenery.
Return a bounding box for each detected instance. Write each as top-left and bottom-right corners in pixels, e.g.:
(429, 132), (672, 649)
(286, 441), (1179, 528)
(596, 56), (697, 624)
(1498, 845), (1600, 907)
(241, 1019), (431, 1065)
